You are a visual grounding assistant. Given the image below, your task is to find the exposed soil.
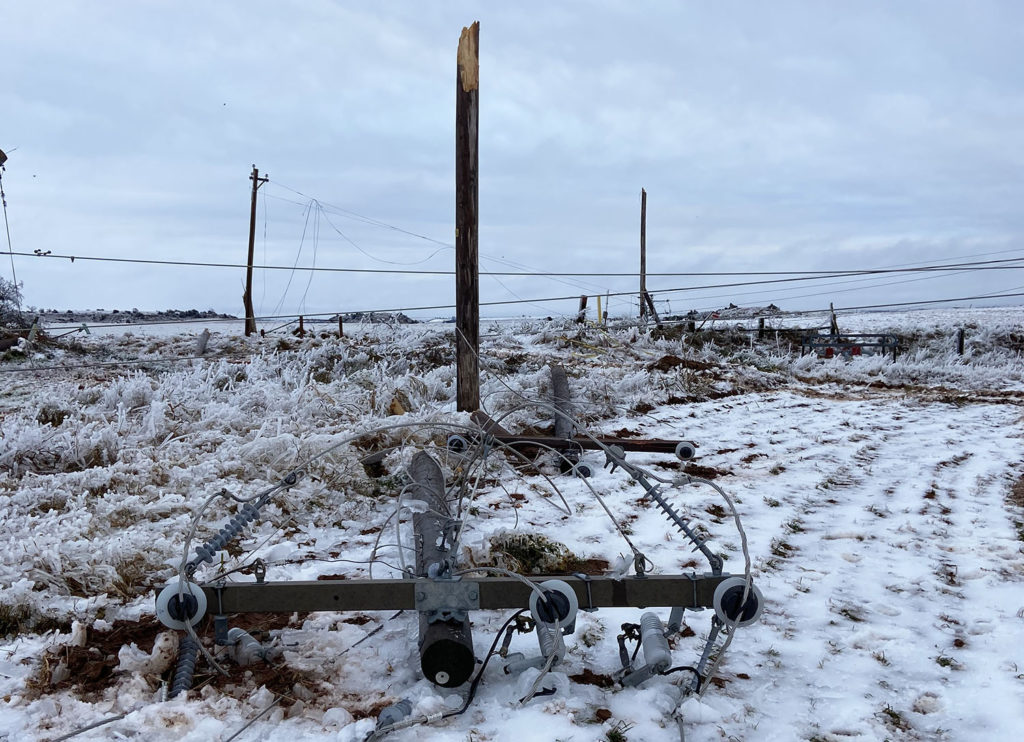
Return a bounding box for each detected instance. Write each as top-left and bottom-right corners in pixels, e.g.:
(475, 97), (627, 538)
(1009, 475), (1024, 509)
(648, 355), (714, 373)
(652, 461), (734, 479)
(29, 612), (301, 702)
(29, 617), (164, 700)
(570, 668), (614, 688)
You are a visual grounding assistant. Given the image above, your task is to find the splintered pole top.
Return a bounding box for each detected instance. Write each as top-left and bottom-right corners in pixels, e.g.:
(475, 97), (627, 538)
(458, 22), (479, 93)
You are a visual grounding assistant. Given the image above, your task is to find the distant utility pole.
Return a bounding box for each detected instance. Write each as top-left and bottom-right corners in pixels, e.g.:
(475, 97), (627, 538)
(0, 148), (19, 302)
(455, 22), (480, 412)
(244, 165), (269, 337)
(639, 188), (647, 320)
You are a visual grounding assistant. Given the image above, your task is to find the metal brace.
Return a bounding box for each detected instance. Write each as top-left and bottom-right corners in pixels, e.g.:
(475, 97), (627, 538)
(414, 579), (481, 613)
(572, 572), (597, 612)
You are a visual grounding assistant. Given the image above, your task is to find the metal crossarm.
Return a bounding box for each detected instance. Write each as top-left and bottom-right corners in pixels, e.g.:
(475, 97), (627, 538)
(198, 573), (734, 614)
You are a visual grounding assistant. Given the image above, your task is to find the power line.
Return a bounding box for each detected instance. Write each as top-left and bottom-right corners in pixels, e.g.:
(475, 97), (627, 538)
(24, 284), (1024, 334)
(268, 180), (454, 249)
(5, 249), (1023, 279)
(4, 290), (1023, 375)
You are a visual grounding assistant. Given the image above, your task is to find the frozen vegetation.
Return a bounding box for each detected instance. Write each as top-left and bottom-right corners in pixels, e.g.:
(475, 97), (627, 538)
(1, 307), (1023, 741)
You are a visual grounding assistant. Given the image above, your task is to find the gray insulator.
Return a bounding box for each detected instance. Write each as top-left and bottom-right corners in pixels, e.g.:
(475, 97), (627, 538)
(640, 612), (671, 673)
(376, 699), (413, 729)
(667, 606), (686, 635)
(646, 485), (723, 574)
(191, 502), (261, 567)
(168, 635), (199, 699)
(227, 627), (267, 666)
(536, 624), (559, 661)
(503, 653), (546, 676)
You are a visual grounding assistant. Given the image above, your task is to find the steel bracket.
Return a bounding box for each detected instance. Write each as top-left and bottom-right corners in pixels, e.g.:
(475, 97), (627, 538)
(414, 579), (481, 613)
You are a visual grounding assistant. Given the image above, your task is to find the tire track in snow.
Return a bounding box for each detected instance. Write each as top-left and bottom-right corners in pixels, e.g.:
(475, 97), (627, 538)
(661, 391), (1024, 741)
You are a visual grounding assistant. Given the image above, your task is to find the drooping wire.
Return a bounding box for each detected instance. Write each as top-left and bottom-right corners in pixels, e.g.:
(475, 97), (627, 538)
(271, 198), (315, 318)
(0, 168), (19, 305)
(298, 201), (321, 315)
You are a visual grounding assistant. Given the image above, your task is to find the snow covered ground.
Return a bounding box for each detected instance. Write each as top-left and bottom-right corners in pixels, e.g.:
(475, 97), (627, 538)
(1, 308), (1022, 741)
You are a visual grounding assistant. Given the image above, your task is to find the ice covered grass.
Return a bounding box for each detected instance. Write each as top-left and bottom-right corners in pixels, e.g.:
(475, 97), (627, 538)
(1, 308), (1023, 741)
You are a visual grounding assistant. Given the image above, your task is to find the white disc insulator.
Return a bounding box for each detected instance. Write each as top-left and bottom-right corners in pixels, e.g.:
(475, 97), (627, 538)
(155, 578), (208, 630)
(529, 579), (579, 630)
(675, 441), (697, 461)
(712, 577), (763, 628)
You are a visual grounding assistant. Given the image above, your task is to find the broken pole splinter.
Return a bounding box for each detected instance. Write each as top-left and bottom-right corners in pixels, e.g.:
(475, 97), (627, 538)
(455, 21), (480, 412)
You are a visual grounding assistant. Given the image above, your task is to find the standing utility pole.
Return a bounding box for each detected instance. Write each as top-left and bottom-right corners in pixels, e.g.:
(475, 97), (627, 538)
(639, 188), (647, 320)
(455, 22), (480, 412)
(244, 165), (269, 337)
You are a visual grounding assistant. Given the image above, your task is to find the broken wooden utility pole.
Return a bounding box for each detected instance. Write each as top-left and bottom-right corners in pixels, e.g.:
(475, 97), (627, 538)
(639, 188), (647, 320)
(455, 22), (480, 412)
(642, 291), (662, 326)
(244, 165), (269, 337)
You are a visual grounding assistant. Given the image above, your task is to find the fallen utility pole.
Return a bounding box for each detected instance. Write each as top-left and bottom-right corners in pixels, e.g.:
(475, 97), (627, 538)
(471, 410), (696, 458)
(244, 165), (269, 337)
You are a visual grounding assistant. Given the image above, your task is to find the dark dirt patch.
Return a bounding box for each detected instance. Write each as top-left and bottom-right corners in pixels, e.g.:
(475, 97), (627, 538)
(632, 401), (655, 414)
(361, 459), (388, 478)
(566, 558), (612, 576)
(611, 427), (642, 438)
(317, 574), (349, 581)
(29, 612), (300, 702)
(656, 462), (732, 479)
(740, 452), (766, 464)
(570, 668), (614, 687)
(649, 355), (713, 373)
(208, 663), (323, 709)
(340, 614), (373, 626)
(665, 390), (735, 405)
(29, 617), (164, 700)
(1009, 475), (1024, 508)
(705, 504), (728, 520)
(215, 612), (295, 635)
(351, 697), (395, 720)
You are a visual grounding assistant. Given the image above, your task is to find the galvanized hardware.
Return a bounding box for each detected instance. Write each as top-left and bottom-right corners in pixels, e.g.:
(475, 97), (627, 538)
(414, 579), (481, 613)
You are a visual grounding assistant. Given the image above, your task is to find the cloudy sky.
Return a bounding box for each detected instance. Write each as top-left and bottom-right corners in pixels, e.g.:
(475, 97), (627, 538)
(3, 1), (1024, 321)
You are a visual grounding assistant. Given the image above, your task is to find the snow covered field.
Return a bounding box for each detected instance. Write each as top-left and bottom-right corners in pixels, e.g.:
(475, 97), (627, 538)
(1, 308), (1023, 741)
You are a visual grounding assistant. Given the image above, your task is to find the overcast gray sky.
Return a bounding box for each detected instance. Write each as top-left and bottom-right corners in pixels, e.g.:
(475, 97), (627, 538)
(4, 1), (1024, 320)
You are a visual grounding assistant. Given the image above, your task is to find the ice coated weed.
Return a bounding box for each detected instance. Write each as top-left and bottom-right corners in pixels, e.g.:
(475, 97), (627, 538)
(0, 602), (33, 637)
(604, 720), (634, 742)
(879, 704), (911, 732)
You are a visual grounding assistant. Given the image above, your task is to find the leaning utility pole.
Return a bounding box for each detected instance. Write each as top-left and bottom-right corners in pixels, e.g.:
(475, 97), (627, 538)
(244, 165), (268, 336)
(455, 22), (480, 412)
(639, 188), (647, 320)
